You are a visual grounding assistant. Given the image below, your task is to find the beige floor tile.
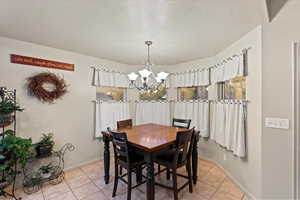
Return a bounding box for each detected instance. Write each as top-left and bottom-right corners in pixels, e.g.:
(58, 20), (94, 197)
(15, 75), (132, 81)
(42, 182), (71, 200)
(193, 181), (218, 199)
(47, 191), (76, 200)
(200, 167), (226, 188)
(72, 183), (100, 200)
(65, 172), (91, 189)
(219, 178), (244, 199)
(211, 191), (241, 200)
(80, 190), (108, 200)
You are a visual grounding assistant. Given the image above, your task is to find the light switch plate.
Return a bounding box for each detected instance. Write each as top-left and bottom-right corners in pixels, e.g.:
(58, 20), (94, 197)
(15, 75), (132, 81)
(265, 118), (289, 129)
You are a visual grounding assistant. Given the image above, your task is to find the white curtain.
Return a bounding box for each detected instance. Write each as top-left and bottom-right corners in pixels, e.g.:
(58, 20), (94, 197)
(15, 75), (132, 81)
(172, 69), (210, 88)
(174, 101), (210, 137)
(211, 55), (245, 84)
(92, 68), (129, 88)
(210, 102), (246, 157)
(135, 101), (170, 126)
(95, 102), (130, 137)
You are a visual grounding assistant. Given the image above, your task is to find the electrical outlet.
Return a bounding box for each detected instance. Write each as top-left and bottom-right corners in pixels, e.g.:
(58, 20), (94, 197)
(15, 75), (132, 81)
(265, 118), (289, 129)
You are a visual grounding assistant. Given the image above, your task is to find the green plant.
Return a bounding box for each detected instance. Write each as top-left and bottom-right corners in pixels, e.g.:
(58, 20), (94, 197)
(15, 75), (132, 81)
(37, 133), (54, 146)
(0, 99), (24, 114)
(0, 130), (35, 180)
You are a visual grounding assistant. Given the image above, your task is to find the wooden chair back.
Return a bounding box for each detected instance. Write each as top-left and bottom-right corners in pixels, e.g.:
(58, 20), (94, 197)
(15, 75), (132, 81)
(110, 130), (131, 164)
(174, 128), (195, 166)
(172, 118), (191, 129)
(117, 119), (133, 129)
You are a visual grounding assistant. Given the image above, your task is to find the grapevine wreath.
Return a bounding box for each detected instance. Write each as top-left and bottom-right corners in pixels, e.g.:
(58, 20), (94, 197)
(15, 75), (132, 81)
(27, 72), (67, 103)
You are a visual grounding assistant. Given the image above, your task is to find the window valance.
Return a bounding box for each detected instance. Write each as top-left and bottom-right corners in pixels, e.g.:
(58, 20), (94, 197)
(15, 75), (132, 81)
(171, 69), (210, 88)
(92, 68), (129, 88)
(211, 54), (245, 84)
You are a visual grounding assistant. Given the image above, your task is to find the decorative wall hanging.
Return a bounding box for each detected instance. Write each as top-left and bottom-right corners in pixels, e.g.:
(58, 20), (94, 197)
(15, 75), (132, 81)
(27, 72), (67, 103)
(11, 54), (74, 71)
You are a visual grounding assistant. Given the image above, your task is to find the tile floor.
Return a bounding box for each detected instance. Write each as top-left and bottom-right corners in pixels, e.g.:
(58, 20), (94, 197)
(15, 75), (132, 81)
(1, 159), (246, 200)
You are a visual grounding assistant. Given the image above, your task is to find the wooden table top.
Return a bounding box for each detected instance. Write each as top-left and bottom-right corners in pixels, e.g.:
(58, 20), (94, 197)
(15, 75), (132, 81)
(107, 123), (187, 152)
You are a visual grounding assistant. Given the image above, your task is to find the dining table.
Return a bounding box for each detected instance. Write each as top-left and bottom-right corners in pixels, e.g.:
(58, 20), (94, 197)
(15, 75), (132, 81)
(101, 123), (200, 200)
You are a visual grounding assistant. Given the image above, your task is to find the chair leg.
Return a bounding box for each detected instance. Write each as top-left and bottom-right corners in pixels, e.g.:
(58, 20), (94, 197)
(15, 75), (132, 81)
(167, 168), (170, 180)
(172, 168), (178, 200)
(127, 169), (132, 200)
(112, 163), (119, 197)
(158, 164), (161, 173)
(136, 166), (142, 184)
(120, 166), (123, 175)
(186, 161), (193, 193)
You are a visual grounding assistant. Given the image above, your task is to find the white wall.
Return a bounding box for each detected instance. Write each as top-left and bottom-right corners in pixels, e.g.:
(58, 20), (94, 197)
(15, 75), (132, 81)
(162, 26), (263, 199)
(261, 0), (300, 198)
(0, 36), (135, 169)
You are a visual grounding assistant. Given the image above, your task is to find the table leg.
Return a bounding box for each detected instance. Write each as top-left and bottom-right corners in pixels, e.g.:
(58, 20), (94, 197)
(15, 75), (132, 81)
(145, 152), (155, 200)
(192, 132), (200, 184)
(103, 135), (110, 184)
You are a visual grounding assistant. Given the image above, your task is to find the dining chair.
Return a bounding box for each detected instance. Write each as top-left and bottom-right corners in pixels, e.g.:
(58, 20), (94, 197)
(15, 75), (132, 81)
(154, 128), (195, 200)
(172, 118), (192, 129)
(116, 119), (133, 176)
(157, 118), (192, 173)
(117, 119), (133, 129)
(110, 129), (146, 200)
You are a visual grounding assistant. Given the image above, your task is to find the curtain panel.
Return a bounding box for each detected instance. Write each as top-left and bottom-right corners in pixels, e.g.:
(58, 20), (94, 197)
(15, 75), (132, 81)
(95, 102), (130, 137)
(92, 68), (129, 88)
(210, 102), (246, 157)
(171, 69), (210, 88)
(173, 101), (210, 137)
(135, 101), (170, 126)
(211, 54), (245, 84)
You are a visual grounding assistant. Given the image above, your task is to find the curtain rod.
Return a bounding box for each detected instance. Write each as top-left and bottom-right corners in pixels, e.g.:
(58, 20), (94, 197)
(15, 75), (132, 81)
(92, 99), (249, 104)
(91, 66), (127, 75)
(170, 47), (252, 75)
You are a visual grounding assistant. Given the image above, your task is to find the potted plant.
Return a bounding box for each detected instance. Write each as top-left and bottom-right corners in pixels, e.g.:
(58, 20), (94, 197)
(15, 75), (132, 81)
(35, 133), (54, 158)
(0, 130), (35, 190)
(39, 163), (54, 179)
(0, 98), (23, 127)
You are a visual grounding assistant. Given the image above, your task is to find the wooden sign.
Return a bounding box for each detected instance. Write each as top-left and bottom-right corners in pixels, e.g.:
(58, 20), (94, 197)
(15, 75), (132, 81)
(10, 54), (74, 71)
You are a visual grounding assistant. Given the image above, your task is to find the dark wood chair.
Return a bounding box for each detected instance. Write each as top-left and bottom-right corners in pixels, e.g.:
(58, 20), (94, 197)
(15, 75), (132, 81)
(110, 130), (146, 200)
(155, 128), (195, 200)
(172, 118), (192, 129)
(116, 119), (133, 176)
(117, 119), (133, 129)
(158, 118), (192, 173)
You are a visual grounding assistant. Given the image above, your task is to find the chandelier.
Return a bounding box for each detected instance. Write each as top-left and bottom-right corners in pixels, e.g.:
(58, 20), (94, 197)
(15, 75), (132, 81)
(128, 41), (169, 93)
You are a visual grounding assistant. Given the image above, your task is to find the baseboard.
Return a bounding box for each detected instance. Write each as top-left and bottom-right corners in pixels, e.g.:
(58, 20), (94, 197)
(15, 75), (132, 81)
(199, 155), (258, 200)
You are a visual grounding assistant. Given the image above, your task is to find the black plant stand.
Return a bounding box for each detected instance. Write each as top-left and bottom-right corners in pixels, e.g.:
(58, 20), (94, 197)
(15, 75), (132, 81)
(22, 143), (75, 194)
(0, 87), (20, 200)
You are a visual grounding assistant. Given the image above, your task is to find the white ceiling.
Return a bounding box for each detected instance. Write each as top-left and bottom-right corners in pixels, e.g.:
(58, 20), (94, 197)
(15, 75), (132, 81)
(0, 0), (263, 65)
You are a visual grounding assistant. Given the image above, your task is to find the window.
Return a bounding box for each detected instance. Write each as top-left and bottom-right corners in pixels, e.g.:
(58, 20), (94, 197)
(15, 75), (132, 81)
(221, 76), (246, 100)
(139, 87), (167, 101)
(96, 87), (126, 101)
(178, 86), (208, 101)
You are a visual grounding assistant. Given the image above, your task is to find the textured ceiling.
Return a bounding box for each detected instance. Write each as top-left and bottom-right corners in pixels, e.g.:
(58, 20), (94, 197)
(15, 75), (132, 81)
(0, 0), (263, 65)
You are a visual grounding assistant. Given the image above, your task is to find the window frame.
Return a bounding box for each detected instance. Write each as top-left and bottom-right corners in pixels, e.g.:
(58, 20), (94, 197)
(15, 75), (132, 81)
(96, 86), (128, 102)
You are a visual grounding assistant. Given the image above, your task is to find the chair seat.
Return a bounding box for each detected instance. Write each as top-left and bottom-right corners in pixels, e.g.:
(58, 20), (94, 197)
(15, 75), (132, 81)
(117, 152), (145, 168)
(155, 150), (184, 168)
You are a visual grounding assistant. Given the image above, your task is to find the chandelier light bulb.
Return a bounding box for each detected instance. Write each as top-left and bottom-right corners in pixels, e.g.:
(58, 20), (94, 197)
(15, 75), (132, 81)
(128, 72), (138, 81)
(157, 72), (169, 80)
(139, 69), (152, 78)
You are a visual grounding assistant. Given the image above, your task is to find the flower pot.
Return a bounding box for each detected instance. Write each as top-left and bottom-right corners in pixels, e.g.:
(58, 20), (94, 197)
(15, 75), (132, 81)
(0, 112), (13, 127)
(35, 144), (53, 158)
(0, 151), (11, 165)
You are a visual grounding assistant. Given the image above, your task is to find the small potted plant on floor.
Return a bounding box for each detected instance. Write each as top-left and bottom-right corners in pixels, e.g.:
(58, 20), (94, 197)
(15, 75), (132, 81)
(35, 133), (54, 158)
(0, 98), (23, 127)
